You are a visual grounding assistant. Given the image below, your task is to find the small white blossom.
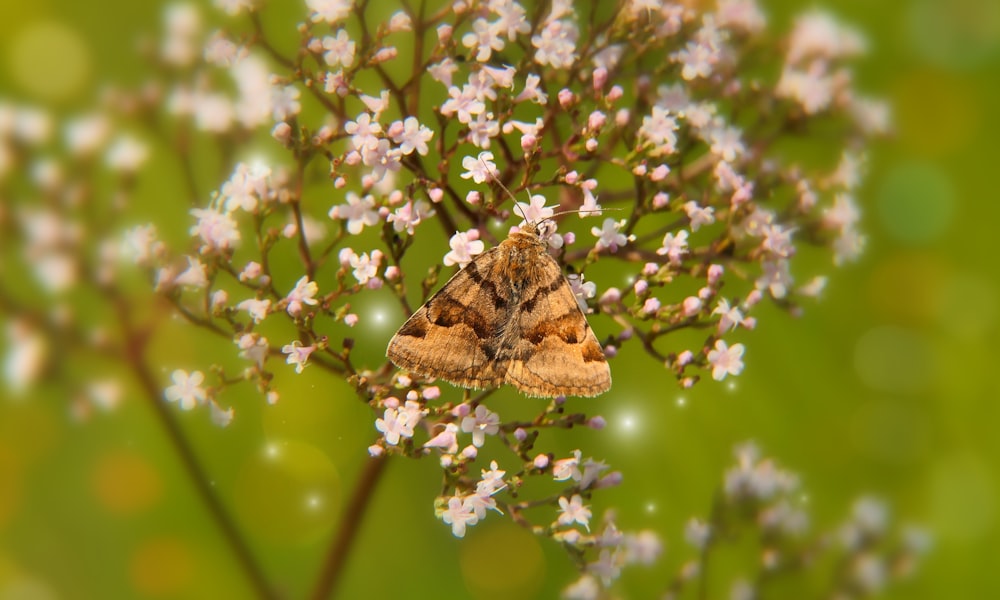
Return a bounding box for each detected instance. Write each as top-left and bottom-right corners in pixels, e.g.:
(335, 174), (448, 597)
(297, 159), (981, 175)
(164, 369), (207, 410)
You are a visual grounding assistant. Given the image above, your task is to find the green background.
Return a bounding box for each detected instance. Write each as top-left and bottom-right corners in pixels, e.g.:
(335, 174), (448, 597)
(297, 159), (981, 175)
(1, 0), (998, 598)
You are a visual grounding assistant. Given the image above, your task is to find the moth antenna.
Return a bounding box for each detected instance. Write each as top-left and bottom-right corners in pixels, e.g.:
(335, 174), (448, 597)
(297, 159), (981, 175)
(480, 158), (533, 224)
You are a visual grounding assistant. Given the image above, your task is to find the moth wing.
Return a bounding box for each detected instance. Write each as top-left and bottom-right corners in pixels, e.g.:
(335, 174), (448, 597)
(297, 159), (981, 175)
(386, 250), (512, 390)
(502, 257), (611, 398)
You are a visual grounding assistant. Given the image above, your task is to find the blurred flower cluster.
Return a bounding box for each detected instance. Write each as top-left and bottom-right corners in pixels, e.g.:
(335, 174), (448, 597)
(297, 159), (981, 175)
(0, 0), (922, 597)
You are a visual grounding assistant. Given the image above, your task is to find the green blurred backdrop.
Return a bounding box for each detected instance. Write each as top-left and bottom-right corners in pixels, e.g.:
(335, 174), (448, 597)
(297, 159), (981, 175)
(1, 0), (998, 598)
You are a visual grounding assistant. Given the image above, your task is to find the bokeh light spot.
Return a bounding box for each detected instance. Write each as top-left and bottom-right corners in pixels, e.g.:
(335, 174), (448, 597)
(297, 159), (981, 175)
(7, 21), (91, 101)
(129, 537), (194, 597)
(854, 326), (933, 395)
(877, 162), (955, 244)
(927, 452), (996, 542)
(91, 450), (162, 515)
(460, 523), (544, 600)
(233, 440), (340, 544)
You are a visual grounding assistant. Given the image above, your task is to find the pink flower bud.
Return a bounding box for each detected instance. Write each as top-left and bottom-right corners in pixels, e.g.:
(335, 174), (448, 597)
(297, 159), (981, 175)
(383, 396), (400, 409)
(595, 471), (623, 488)
(520, 133), (537, 151)
(608, 85), (624, 101)
(366, 278), (383, 290)
(436, 24), (452, 42)
(466, 190), (480, 205)
(334, 176), (346, 188)
(422, 386), (441, 400)
(588, 416), (606, 430)
(428, 187), (444, 203)
(681, 296), (702, 316)
(676, 350), (694, 366)
(563, 232), (575, 245)
(605, 344), (617, 357)
(406, 390), (418, 401)
(593, 67), (608, 90)
(384, 265), (399, 280)
(533, 454), (550, 469)
(461, 445), (478, 459)
(707, 264), (724, 285)
(514, 427), (527, 441)
(600, 287), (622, 304)
(558, 88), (575, 108)
(452, 403), (471, 418)
(585, 138), (598, 152)
(564, 170), (580, 184)
(632, 163), (648, 176)
(650, 164), (670, 181)
(744, 289), (763, 308)
(344, 313), (359, 327)
(386, 120), (404, 139)
(643, 262), (658, 276)
(643, 297), (660, 314)
(271, 122), (292, 143)
(634, 280), (649, 295)
(652, 192), (670, 209)
(368, 444), (384, 457)
(588, 111), (607, 131)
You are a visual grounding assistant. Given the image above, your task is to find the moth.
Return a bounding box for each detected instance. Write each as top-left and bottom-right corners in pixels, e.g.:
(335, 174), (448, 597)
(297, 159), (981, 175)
(386, 220), (611, 398)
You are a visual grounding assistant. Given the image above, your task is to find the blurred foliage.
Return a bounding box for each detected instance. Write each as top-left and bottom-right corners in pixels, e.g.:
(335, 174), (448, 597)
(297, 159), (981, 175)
(0, 0), (998, 598)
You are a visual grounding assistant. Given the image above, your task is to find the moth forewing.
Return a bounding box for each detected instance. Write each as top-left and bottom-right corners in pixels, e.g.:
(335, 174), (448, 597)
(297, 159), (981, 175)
(386, 222), (610, 397)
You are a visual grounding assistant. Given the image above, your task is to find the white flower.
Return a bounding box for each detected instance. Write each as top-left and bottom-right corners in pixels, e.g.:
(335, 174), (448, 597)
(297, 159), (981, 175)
(656, 230), (689, 265)
(683, 201), (716, 231)
(329, 192), (380, 235)
(307, 0), (352, 24)
(281, 341), (315, 373)
(349, 251), (380, 285)
(322, 29), (356, 67)
(174, 256), (209, 289)
(514, 194), (555, 225)
(237, 298), (271, 323)
(706, 340), (745, 381)
(460, 405), (500, 447)
(638, 106), (678, 155)
(591, 218), (628, 252)
(390, 117), (433, 155)
(460, 151), (495, 184)
(285, 276), (319, 316)
(443, 230), (485, 268)
(441, 495), (479, 538)
(3, 322), (47, 395)
(557, 494), (592, 531)
(190, 208), (240, 252)
(164, 369), (207, 410)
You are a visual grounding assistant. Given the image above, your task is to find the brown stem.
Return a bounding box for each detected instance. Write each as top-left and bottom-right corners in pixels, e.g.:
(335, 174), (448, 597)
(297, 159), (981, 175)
(310, 456), (389, 600)
(125, 324), (277, 599)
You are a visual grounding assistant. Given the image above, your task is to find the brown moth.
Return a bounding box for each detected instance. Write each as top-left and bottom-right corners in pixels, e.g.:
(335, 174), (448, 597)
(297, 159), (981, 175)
(386, 221), (611, 397)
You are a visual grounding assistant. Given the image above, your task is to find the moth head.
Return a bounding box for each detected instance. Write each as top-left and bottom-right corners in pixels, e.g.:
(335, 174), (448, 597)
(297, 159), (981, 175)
(535, 218), (558, 242)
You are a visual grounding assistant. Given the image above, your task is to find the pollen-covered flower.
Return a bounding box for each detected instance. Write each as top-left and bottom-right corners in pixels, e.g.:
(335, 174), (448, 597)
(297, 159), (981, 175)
(285, 276), (319, 316)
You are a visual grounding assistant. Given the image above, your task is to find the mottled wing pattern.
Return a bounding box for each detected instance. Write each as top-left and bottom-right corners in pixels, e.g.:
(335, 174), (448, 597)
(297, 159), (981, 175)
(386, 250), (513, 389)
(387, 227), (611, 398)
(502, 253), (611, 397)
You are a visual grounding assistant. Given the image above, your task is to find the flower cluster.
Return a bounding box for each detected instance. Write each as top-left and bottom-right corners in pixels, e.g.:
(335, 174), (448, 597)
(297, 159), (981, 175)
(0, 0), (920, 598)
(662, 443), (929, 600)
